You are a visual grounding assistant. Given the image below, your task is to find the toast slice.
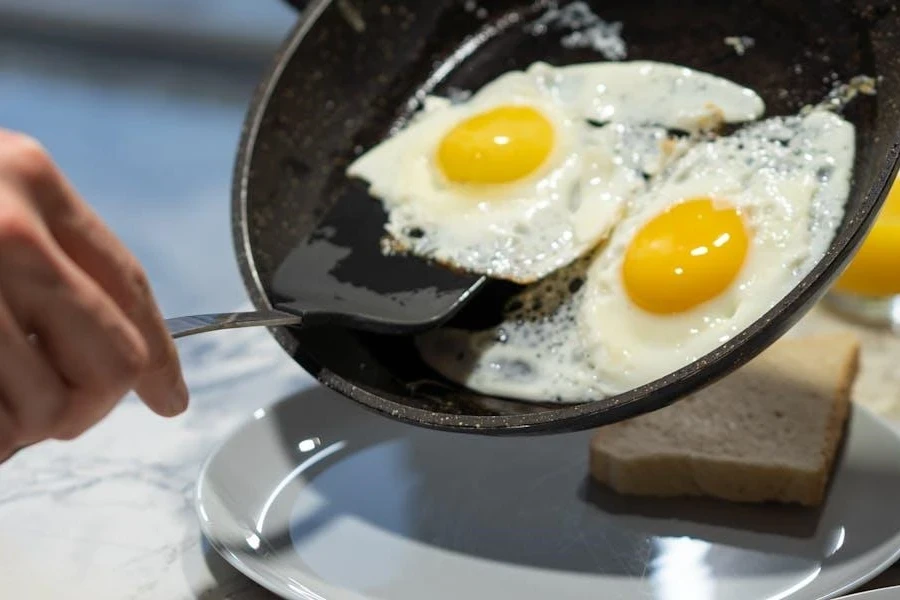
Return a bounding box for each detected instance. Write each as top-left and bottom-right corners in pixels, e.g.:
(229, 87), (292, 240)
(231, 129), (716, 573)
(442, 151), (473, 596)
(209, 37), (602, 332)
(589, 333), (860, 507)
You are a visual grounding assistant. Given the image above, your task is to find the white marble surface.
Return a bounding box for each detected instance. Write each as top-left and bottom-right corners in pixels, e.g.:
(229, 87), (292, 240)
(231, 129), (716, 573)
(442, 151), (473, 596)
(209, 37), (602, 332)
(0, 326), (312, 599)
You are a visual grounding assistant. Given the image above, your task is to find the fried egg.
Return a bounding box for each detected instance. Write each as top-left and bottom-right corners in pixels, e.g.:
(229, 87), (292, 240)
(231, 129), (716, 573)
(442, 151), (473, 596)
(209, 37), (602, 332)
(579, 109), (854, 392)
(416, 108), (855, 401)
(347, 61), (764, 283)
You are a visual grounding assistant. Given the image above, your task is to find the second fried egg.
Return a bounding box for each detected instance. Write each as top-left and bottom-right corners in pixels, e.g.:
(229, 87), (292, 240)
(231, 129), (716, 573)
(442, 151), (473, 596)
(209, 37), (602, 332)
(579, 109), (854, 392)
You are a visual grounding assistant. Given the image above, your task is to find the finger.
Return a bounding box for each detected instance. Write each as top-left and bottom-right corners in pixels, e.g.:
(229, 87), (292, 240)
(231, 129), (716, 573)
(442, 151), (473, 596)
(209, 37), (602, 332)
(31, 338), (131, 442)
(0, 288), (67, 447)
(55, 223), (189, 418)
(0, 191), (149, 438)
(0, 132), (188, 417)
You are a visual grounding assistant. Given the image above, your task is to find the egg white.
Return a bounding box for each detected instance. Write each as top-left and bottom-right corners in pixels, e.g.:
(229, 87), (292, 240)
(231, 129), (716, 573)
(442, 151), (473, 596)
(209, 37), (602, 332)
(545, 60), (765, 130)
(347, 60), (764, 283)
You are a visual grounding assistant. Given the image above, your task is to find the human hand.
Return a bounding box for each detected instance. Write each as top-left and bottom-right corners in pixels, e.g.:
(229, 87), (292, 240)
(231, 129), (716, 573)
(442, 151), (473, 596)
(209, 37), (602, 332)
(0, 130), (188, 461)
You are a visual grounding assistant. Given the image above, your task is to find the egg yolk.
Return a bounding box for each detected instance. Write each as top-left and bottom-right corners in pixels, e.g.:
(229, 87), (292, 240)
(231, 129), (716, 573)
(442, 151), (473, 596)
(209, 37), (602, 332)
(833, 177), (900, 296)
(436, 106), (554, 185)
(622, 197), (750, 315)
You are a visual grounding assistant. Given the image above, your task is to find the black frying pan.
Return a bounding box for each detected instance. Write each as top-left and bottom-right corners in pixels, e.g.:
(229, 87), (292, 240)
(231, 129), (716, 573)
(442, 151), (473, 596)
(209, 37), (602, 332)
(233, 0), (900, 434)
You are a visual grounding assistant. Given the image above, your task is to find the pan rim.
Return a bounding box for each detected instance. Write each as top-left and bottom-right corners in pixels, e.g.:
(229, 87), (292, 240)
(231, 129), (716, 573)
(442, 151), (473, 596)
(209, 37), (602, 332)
(232, 0), (900, 435)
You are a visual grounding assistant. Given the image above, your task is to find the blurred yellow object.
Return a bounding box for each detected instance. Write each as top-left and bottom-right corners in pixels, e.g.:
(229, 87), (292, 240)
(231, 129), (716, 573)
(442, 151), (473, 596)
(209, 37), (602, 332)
(834, 176), (900, 297)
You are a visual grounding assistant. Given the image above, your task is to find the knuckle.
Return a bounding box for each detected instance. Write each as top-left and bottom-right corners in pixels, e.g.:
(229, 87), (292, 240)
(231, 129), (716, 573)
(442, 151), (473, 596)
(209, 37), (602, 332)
(11, 390), (69, 445)
(119, 262), (153, 317)
(0, 133), (55, 187)
(107, 320), (150, 385)
(63, 291), (148, 397)
(143, 343), (175, 380)
(0, 203), (42, 252)
(65, 294), (148, 396)
(0, 205), (60, 291)
(53, 390), (125, 442)
(129, 263), (152, 296)
(119, 338), (150, 381)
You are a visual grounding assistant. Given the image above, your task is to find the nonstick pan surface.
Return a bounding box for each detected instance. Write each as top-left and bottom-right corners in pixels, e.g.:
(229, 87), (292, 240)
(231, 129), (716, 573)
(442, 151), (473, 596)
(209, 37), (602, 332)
(233, 0), (900, 434)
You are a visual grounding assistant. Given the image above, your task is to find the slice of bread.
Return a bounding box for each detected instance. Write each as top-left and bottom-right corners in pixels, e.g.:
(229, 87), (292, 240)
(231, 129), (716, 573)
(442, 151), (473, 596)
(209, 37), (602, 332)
(589, 333), (860, 507)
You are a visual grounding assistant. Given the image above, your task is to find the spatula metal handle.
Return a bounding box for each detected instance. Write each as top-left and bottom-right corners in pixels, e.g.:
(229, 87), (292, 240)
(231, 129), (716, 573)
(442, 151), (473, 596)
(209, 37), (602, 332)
(165, 310), (303, 339)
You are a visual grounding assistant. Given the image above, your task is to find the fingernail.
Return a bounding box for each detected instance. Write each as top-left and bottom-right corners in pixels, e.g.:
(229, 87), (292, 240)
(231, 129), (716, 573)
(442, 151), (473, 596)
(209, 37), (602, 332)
(169, 378), (189, 415)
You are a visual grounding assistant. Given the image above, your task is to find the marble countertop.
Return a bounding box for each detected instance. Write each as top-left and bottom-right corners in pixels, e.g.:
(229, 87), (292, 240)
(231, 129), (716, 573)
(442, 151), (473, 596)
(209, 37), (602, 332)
(0, 326), (314, 599)
(2, 12), (900, 599)
(3, 304), (900, 599)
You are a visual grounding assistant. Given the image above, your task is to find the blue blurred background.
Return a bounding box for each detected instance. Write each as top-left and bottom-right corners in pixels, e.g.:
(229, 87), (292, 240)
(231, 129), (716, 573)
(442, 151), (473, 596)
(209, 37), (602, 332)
(0, 0), (297, 317)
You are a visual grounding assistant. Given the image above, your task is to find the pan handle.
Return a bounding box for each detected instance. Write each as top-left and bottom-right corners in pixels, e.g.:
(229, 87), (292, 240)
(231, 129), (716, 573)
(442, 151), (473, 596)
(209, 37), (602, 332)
(165, 310), (303, 339)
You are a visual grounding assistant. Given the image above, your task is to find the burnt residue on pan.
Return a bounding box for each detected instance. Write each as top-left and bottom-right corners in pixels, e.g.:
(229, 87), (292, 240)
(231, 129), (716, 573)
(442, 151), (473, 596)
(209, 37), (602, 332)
(234, 0), (900, 433)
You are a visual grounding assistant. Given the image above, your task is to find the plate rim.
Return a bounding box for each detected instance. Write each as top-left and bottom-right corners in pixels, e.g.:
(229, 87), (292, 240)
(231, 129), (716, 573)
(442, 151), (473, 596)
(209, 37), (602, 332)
(837, 585), (900, 599)
(194, 398), (900, 600)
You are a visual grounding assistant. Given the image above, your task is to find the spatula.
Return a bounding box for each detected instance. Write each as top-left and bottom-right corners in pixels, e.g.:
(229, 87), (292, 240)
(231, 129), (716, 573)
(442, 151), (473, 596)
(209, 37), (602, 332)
(165, 192), (486, 338)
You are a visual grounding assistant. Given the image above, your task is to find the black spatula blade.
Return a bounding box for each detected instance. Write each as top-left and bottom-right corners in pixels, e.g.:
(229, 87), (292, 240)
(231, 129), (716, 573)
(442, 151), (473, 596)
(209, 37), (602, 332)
(271, 185), (486, 333)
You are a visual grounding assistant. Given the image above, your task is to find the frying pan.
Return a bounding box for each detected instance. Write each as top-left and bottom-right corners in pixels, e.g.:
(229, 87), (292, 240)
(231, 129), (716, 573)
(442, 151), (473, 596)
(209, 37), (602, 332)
(232, 0), (900, 434)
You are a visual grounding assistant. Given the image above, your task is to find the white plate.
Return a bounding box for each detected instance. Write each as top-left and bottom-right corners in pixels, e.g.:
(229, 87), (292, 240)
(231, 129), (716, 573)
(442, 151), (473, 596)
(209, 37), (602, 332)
(196, 385), (900, 600)
(841, 586), (900, 599)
